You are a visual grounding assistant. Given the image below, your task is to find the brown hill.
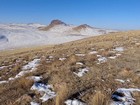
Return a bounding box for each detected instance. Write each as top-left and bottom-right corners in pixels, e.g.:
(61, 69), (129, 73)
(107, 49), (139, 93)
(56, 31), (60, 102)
(73, 24), (93, 31)
(39, 19), (67, 31)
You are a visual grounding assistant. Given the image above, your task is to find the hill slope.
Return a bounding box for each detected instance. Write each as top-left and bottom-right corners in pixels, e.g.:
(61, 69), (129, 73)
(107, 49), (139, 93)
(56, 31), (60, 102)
(0, 31), (140, 105)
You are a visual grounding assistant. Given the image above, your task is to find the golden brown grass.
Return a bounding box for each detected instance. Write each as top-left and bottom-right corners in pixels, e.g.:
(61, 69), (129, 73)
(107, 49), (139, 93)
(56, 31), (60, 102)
(0, 77), (34, 104)
(0, 30), (140, 105)
(90, 91), (109, 105)
(55, 83), (68, 105)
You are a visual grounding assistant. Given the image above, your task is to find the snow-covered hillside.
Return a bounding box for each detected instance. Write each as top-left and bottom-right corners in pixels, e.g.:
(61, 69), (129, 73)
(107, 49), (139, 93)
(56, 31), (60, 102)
(0, 20), (118, 50)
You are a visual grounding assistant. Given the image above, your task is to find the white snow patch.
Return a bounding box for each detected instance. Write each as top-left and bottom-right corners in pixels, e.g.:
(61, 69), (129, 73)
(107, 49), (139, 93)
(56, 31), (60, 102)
(108, 56), (117, 59)
(48, 56), (53, 59)
(76, 62), (84, 65)
(97, 55), (102, 57)
(30, 102), (40, 105)
(31, 83), (56, 102)
(113, 47), (124, 52)
(91, 48), (95, 50)
(0, 80), (8, 84)
(99, 48), (105, 51)
(126, 79), (131, 82)
(0, 66), (8, 70)
(111, 88), (140, 105)
(75, 54), (85, 57)
(46, 59), (50, 61)
(59, 58), (66, 61)
(15, 71), (29, 78)
(89, 51), (98, 54)
(97, 57), (107, 64)
(28, 76), (42, 82)
(14, 59), (40, 79)
(115, 79), (125, 83)
(116, 53), (121, 57)
(74, 67), (89, 77)
(8, 77), (15, 81)
(109, 51), (116, 53)
(65, 99), (86, 105)
(22, 59), (40, 70)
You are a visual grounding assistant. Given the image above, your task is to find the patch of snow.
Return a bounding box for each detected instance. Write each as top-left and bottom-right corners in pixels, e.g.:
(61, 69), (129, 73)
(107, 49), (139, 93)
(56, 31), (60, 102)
(59, 58), (66, 61)
(48, 56), (53, 59)
(116, 53), (121, 57)
(97, 57), (107, 64)
(8, 77), (15, 81)
(22, 59), (40, 70)
(28, 76), (42, 82)
(89, 51), (98, 54)
(65, 99), (86, 105)
(113, 47), (124, 52)
(108, 56), (117, 59)
(115, 79), (125, 83)
(75, 54), (86, 57)
(99, 48), (105, 51)
(74, 67), (89, 77)
(15, 71), (29, 78)
(111, 88), (140, 105)
(40, 92), (56, 102)
(90, 48), (95, 50)
(30, 102), (40, 105)
(97, 55), (102, 57)
(76, 62), (84, 65)
(126, 79), (131, 82)
(14, 59), (40, 79)
(0, 66), (8, 70)
(109, 51), (116, 53)
(31, 83), (56, 102)
(46, 59), (50, 61)
(0, 80), (8, 84)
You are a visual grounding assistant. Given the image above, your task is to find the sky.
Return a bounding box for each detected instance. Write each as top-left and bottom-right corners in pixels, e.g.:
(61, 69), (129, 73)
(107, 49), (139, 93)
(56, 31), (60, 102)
(0, 0), (140, 30)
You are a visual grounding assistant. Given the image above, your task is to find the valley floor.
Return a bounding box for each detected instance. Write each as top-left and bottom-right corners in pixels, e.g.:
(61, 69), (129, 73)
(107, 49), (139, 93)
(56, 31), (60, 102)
(0, 31), (140, 105)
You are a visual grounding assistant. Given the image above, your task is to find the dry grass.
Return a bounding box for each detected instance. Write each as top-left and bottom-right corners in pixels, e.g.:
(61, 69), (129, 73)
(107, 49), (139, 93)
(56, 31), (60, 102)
(0, 77), (34, 104)
(55, 83), (68, 105)
(0, 30), (140, 105)
(90, 91), (109, 105)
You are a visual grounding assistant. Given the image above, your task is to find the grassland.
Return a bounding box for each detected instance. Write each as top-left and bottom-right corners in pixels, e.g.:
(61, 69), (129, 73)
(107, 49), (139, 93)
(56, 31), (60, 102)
(0, 30), (140, 105)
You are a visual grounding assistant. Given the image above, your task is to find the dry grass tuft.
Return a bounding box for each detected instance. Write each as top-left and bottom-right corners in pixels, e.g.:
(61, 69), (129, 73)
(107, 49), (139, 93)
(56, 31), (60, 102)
(13, 94), (32, 105)
(90, 91), (109, 105)
(16, 77), (34, 89)
(118, 68), (134, 77)
(55, 82), (69, 105)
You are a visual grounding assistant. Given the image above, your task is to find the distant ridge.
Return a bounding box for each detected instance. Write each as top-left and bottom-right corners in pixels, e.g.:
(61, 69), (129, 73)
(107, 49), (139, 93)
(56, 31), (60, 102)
(39, 19), (68, 31)
(38, 19), (117, 35)
(73, 24), (94, 31)
(50, 19), (67, 26)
